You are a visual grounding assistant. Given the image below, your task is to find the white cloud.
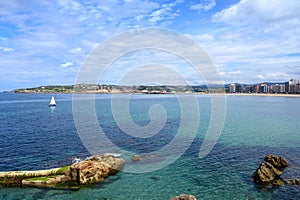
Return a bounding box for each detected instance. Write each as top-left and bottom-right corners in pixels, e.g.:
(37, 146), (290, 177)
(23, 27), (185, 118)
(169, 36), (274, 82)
(256, 74), (265, 79)
(0, 47), (14, 52)
(148, 2), (181, 24)
(220, 71), (241, 76)
(188, 22), (300, 83)
(271, 73), (289, 78)
(219, 70), (243, 83)
(213, 0), (300, 25)
(190, 0), (216, 11)
(60, 61), (73, 68)
(0, 0), (172, 91)
(69, 47), (82, 54)
(57, 0), (81, 11)
(229, 71), (241, 75)
(186, 33), (214, 42)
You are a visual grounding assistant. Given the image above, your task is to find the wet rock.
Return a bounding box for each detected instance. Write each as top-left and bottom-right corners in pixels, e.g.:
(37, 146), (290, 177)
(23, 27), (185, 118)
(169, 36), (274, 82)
(252, 154), (288, 186)
(132, 154), (141, 162)
(69, 155), (125, 185)
(22, 175), (70, 188)
(285, 178), (300, 185)
(170, 194), (197, 200)
(0, 167), (67, 187)
(0, 155), (125, 188)
(263, 154), (288, 169)
(272, 179), (284, 186)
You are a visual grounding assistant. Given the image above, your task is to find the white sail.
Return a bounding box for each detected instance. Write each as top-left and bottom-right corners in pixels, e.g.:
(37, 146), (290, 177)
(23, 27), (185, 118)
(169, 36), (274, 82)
(49, 96), (56, 106)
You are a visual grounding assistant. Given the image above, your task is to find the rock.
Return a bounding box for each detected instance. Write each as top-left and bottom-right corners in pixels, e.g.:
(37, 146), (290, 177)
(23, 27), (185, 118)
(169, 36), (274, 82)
(263, 154), (288, 169)
(132, 154), (141, 162)
(69, 155), (125, 185)
(272, 179), (284, 186)
(0, 167), (68, 187)
(252, 154), (288, 186)
(22, 175), (70, 188)
(0, 155), (125, 188)
(285, 178), (300, 185)
(170, 194), (197, 200)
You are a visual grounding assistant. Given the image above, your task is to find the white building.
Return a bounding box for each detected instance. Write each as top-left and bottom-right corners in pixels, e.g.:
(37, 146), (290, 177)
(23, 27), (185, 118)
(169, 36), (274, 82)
(229, 84), (236, 93)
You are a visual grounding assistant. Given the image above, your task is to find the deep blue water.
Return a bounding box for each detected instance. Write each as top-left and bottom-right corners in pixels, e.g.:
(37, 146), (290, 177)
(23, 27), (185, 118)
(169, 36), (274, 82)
(0, 93), (300, 199)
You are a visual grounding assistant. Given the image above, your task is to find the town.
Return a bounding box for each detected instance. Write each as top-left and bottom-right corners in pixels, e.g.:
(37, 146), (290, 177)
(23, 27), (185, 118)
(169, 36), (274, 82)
(13, 78), (300, 94)
(228, 78), (300, 94)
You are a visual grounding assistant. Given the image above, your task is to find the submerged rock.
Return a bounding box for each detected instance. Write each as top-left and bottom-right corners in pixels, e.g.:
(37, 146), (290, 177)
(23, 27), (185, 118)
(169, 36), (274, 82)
(131, 154), (166, 163)
(132, 154), (141, 162)
(170, 194), (197, 200)
(252, 154), (288, 186)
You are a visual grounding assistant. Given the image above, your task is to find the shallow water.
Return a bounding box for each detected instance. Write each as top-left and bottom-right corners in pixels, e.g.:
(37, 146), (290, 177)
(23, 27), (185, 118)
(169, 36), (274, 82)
(0, 93), (300, 199)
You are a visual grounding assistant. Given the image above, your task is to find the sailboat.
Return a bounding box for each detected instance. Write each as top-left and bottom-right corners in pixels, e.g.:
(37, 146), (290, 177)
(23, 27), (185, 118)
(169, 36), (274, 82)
(49, 96), (56, 107)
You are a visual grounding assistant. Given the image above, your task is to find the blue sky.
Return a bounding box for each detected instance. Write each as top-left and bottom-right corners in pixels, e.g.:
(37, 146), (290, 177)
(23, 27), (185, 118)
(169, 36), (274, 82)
(1, 0), (300, 91)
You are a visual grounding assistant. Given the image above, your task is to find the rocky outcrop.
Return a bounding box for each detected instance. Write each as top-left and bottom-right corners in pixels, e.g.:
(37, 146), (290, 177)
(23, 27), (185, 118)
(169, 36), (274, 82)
(132, 154), (141, 162)
(0, 167), (68, 187)
(252, 154), (288, 186)
(170, 194), (197, 200)
(0, 155), (125, 188)
(22, 174), (70, 188)
(69, 155), (125, 185)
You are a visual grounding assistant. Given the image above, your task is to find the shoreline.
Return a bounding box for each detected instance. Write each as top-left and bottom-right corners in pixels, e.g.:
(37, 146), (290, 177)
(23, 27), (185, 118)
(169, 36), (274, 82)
(0, 155), (124, 188)
(224, 93), (300, 98)
(7, 91), (300, 97)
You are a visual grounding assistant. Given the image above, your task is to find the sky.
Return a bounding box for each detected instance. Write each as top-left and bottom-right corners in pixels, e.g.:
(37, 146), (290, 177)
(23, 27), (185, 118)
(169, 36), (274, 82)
(1, 0), (300, 91)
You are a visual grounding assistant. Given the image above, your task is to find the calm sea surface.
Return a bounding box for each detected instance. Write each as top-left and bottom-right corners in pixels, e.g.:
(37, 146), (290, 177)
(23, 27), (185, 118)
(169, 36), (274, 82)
(0, 93), (300, 199)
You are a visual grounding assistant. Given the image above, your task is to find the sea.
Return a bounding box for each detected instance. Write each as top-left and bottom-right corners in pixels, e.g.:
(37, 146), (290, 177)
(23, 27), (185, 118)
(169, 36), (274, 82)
(0, 93), (300, 200)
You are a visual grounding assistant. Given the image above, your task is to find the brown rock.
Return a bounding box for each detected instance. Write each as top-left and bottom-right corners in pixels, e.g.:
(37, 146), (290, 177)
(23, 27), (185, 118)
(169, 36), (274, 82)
(263, 154), (288, 169)
(285, 178), (300, 185)
(22, 175), (70, 188)
(272, 179), (284, 186)
(0, 155), (125, 188)
(132, 154), (141, 162)
(171, 194), (196, 200)
(252, 154), (288, 186)
(0, 167), (68, 187)
(69, 155), (125, 185)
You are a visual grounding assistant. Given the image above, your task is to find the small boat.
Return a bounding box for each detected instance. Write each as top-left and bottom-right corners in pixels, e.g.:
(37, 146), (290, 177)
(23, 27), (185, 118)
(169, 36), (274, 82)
(49, 96), (56, 107)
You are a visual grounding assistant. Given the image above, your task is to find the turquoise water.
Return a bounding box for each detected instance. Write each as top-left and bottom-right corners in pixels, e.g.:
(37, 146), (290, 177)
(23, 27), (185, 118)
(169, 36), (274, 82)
(0, 93), (300, 199)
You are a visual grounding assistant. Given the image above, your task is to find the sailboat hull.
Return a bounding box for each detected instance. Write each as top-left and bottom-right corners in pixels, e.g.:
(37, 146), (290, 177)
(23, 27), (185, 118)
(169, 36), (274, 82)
(49, 96), (56, 107)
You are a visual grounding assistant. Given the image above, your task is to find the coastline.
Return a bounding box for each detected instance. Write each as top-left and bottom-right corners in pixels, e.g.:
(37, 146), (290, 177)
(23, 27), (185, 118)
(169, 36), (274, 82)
(0, 155), (125, 188)
(6, 91), (300, 97)
(224, 93), (300, 98)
